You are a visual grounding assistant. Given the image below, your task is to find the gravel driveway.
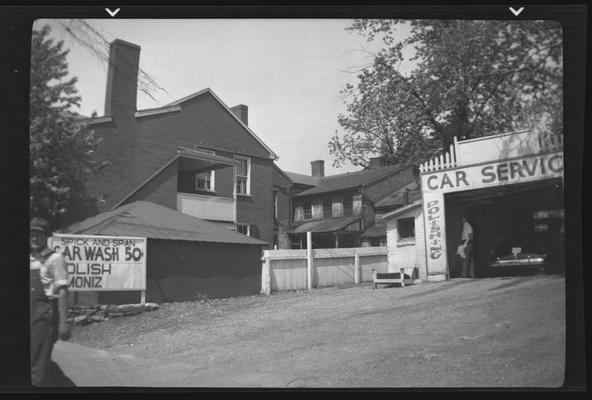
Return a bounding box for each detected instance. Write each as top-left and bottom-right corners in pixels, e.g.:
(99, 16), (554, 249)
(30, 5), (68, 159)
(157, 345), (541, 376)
(54, 274), (565, 388)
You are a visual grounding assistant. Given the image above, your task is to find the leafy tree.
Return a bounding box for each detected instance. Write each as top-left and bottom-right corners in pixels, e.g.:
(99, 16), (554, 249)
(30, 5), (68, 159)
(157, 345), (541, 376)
(30, 25), (104, 228)
(330, 20), (563, 168)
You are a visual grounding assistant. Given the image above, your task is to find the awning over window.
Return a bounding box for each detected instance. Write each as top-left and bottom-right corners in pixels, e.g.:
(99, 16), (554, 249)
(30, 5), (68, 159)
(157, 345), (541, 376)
(360, 223), (386, 238)
(290, 216), (361, 234)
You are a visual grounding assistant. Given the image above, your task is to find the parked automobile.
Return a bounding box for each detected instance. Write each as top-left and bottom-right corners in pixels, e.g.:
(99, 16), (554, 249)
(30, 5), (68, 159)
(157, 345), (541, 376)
(489, 250), (547, 268)
(488, 240), (550, 274)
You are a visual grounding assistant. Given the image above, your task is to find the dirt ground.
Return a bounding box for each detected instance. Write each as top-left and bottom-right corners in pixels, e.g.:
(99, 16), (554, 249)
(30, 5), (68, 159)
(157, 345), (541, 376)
(53, 273), (565, 388)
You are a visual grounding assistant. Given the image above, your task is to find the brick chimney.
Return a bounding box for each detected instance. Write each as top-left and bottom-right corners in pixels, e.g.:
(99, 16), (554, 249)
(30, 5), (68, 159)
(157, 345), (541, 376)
(104, 39), (141, 119)
(311, 160), (325, 178)
(231, 104), (248, 125)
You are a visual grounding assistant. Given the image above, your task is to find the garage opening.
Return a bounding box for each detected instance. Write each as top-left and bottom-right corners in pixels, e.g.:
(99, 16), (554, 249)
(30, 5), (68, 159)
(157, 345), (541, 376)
(444, 178), (564, 278)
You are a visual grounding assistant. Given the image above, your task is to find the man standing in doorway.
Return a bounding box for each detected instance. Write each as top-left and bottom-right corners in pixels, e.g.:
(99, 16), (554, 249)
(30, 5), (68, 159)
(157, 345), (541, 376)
(30, 217), (73, 386)
(460, 215), (475, 278)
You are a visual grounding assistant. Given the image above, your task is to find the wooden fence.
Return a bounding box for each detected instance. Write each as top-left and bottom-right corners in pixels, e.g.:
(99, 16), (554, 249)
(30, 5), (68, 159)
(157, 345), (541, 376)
(261, 247), (388, 294)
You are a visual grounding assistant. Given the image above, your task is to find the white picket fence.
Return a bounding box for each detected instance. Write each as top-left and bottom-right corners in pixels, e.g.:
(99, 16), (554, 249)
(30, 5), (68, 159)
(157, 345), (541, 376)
(419, 131), (563, 174)
(419, 137), (459, 173)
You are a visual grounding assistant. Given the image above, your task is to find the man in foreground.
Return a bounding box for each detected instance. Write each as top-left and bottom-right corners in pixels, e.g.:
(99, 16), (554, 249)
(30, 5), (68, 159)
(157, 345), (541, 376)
(30, 217), (73, 386)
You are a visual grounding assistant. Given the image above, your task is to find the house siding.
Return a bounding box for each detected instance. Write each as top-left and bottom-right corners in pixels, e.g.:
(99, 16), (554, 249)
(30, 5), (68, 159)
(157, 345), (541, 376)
(86, 91), (273, 214)
(123, 159), (179, 209)
(272, 166), (292, 249)
(80, 90), (281, 249)
(361, 196), (375, 230)
(99, 238), (263, 304)
(385, 206), (427, 280)
(362, 166), (418, 204)
(235, 157), (274, 245)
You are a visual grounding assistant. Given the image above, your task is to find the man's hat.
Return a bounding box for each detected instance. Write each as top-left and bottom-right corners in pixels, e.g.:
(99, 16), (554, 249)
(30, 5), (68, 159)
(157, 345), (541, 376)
(30, 217), (51, 234)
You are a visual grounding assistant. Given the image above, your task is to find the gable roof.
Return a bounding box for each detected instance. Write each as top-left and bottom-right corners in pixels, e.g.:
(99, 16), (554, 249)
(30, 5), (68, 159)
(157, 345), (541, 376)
(285, 171), (322, 187)
(86, 87), (277, 160)
(168, 88), (278, 159)
(293, 164), (407, 197)
(380, 200), (423, 221)
(61, 201), (267, 245)
(272, 163), (295, 185)
(360, 222), (386, 238)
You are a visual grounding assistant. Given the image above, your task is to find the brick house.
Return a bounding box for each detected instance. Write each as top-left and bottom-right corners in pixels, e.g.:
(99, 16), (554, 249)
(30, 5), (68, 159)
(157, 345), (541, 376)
(286, 159), (419, 249)
(80, 39), (291, 248)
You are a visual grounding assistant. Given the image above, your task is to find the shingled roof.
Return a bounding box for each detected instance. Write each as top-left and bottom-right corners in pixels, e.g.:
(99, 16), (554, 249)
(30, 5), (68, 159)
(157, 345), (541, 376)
(290, 216), (361, 234)
(374, 181), (422, 209)
(292, 164), (407, 197)
(285, 172), (322, 187)
(61, 201), (267, 245)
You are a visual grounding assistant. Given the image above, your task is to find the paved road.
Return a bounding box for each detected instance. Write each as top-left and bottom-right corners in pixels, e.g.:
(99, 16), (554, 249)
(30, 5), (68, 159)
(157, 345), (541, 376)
(52, 274), (565, 388)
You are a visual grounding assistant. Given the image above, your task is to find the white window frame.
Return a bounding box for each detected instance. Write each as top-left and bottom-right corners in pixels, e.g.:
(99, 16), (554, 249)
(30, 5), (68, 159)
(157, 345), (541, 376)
(195, 170), (215, 192)
(234, 156), (251, 196)
(303, 200), (312, 220)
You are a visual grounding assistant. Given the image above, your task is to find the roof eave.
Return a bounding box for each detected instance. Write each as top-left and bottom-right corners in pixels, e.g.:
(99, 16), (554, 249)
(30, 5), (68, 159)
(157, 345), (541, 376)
(294, 185), (361, 198)
(380, 200), (423, 221)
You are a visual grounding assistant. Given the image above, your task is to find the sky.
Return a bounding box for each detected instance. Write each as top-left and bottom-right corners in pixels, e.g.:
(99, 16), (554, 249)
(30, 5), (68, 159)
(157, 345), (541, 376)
(36, 19), (413, 176)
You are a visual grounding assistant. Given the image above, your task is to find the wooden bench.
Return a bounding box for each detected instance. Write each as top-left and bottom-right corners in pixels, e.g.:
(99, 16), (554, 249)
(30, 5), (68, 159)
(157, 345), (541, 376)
(372, 267), (420, 288)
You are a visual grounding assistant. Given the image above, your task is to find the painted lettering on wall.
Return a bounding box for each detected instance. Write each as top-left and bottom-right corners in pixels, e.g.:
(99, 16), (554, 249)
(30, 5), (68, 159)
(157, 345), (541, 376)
(427, 199), (442, 259)
(425, 153), (563, 191)
(481, 155), (563, 184)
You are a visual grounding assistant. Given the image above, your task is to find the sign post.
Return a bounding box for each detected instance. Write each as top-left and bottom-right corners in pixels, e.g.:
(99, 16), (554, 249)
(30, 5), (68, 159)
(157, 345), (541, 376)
(307, 231), (313, 290)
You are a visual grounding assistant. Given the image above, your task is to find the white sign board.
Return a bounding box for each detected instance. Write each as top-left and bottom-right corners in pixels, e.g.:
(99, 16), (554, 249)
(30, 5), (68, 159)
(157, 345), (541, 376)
(50, 234), (147, 291)
(422, 152), (563, 194)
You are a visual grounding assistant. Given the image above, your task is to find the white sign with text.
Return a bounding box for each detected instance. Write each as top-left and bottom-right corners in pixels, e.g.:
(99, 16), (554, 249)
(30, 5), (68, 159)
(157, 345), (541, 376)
(50, 234), (147, 291)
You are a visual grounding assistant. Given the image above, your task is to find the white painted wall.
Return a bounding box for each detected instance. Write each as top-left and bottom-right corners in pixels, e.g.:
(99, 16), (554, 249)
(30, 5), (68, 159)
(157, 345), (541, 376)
(177, 192), (236, 222)
(385, 206), (427, 281)
(457, 130), (562, 166)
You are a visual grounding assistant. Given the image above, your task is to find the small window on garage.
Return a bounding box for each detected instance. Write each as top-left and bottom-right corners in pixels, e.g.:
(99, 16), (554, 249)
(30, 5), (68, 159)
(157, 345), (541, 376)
(398, 217), (415, 241)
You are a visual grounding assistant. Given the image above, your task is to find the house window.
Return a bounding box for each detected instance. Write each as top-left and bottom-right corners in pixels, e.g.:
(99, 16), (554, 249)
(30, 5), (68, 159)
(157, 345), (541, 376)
(398, 218), (415, 240)
(237, 224), (250, 236)
(235, 156), (250, 195)
(195, 171), (215, 192)
(303, 200), (312, 220)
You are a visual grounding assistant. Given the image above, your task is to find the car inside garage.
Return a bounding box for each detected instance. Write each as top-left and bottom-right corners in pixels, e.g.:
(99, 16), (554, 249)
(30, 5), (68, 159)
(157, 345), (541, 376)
(444, 178), (564, 278)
